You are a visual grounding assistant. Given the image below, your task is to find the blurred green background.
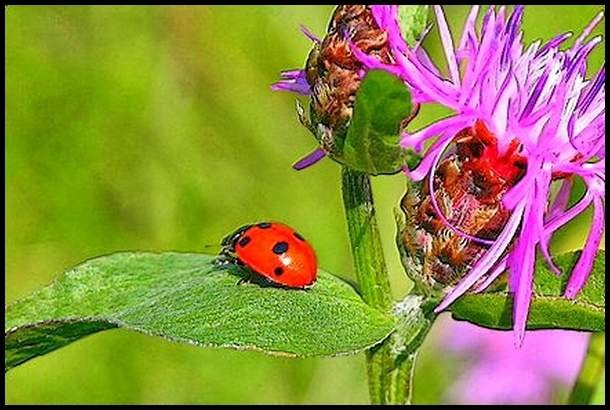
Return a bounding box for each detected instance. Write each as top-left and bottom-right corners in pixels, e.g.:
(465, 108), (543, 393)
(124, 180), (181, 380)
(5, 5), (604, 404)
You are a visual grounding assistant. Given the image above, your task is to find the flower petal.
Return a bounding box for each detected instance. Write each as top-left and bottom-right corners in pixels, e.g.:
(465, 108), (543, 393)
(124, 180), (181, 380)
(401, 115), (471, 152)
(548, 178), (573, 220)
(292, 148), (326, 170)
(299, 25), (320, 44)
(434, 5), (461, 87)
(473, 255), (508, 292)
(544, 190), (593, 236)
(573, 9), (605, 48)
(511, 200), (538, 347)
(564, 195), (605, 298)
(271, 69), (310, 95)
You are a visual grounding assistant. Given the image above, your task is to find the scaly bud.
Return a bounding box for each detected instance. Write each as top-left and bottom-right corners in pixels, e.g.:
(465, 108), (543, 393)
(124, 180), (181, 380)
(396, 120), (527, 295)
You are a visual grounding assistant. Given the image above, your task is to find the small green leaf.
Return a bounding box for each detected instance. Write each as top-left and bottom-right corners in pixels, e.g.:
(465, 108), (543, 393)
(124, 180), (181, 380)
(5, 252), (395, 371)
(397, 5), (429, 45)
(342, 70), (412, 175)
(450, 250), (605, 331)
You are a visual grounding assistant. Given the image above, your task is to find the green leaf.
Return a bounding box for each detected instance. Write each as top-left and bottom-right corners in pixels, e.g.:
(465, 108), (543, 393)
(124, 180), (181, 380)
(5, 252), (395, 371)
(450, 250), (605, 331)
(397, 6), (429, 45)
(342, 70), (413, 175)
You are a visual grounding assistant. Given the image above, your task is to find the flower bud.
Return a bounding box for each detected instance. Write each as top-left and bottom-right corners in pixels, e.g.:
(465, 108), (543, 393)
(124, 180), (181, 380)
(396, 121), (527, 296)
(292, 5), (428, 175)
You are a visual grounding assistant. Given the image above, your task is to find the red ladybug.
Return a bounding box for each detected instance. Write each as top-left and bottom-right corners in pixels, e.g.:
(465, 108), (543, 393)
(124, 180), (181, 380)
(220, 222), (318, 289)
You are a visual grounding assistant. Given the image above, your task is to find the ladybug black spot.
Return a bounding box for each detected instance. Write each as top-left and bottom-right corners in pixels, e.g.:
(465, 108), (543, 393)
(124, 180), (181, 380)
(274, 267), (284, 276)
(257, 222), (272, 229)
(272, 241), (289, 254)
(238, 236), (251, 247)
(293, 232), (305, 241)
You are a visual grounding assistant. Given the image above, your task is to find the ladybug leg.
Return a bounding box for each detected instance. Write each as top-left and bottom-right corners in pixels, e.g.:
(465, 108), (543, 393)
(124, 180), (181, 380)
(225, 257), (252, 286)
(213, 251), (234, 268)
(216, 255), (253, 287)
(235, 267), (254, 286)
(236, 276), (250, 286)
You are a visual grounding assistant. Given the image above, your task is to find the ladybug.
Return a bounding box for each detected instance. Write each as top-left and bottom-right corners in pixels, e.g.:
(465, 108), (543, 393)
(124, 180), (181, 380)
(219, 222), (318, 289)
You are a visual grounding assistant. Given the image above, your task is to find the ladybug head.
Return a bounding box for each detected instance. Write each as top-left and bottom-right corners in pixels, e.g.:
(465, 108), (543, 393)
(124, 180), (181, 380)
(220, 224), (254, 252)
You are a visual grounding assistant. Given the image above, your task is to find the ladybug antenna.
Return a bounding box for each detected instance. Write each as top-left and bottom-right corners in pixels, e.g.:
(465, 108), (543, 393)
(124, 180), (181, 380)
(202, 243), (222, 254)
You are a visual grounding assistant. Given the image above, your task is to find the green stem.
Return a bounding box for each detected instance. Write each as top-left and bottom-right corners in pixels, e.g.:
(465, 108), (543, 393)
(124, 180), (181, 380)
(568, 332), (605, 404)
(341, 167), (393, 404)
(388, 353), (418, 404)
(386, 294), (438, 404)
(340, 167), (393, 309)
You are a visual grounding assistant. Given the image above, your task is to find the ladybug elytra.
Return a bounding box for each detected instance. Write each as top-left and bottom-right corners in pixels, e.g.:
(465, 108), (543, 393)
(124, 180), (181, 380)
(220, 222), (318, 289)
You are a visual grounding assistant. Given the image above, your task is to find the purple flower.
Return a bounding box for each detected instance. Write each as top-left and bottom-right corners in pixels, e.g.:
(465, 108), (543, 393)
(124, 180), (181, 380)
(271, 69), (311, 96)
(271, 26), (318, 97)
(439, 318), (590, 404)
(271, 6), (399, 171)
(356, 6), (605, 345)
(270, 28), (321, 169)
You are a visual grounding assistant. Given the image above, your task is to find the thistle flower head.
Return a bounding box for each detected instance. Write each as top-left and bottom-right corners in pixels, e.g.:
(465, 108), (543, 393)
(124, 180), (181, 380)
(359, 5), (605, 345)
(271, 6), (396, 170)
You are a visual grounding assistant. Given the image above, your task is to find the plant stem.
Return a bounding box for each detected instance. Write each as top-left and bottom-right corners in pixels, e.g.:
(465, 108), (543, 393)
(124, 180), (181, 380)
(388, 352), (418, 404)
(340, 167), (393, 309)
(568, 332), (605, 404)
(341, 167), (393, 404)
(386, 294), (439, 404)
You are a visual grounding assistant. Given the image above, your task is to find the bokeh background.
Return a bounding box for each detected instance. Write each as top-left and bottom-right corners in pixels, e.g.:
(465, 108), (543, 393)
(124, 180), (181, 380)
(5, 5), (605, 404)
